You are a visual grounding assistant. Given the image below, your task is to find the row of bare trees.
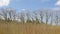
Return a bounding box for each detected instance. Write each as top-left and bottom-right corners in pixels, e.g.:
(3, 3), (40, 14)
(0, 8), (16, 21)
(0, 8), (60, 25)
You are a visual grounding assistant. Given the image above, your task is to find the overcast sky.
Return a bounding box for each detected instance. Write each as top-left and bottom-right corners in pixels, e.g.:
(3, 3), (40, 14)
(0, 0), (60, 10)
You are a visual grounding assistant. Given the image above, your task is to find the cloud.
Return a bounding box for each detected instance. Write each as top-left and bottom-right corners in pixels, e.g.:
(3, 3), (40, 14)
(55, 0), (60, 6)
(0, 0), (10, 7)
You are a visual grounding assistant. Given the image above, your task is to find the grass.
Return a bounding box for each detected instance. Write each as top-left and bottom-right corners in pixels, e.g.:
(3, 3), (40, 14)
(0, 21), (60, 34)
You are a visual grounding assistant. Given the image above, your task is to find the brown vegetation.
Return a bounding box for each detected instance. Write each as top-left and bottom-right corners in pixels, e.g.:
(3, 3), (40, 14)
(0, 21), (60, 34)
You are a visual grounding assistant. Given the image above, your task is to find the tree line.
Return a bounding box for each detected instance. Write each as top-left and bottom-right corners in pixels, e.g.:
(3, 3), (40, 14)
(0, 8), (60, 25)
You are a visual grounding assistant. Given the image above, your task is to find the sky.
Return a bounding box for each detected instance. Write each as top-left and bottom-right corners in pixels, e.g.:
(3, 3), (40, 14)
(0, 0), (60, 11)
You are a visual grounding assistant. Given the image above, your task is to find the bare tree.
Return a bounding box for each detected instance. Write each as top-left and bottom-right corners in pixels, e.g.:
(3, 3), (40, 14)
(30, 13), (35, 23)
(50, 11), (53, 25)
(55, 16), (59, 25)
(6, 8), (16, 21)
(18, 12), (25, 23)
(39, 10), (44, 23)
(0, 8), (8, 20)
(55, 12), (59, 25)
(45, 10), (50, 24)
(25, 10), (32, 23)
(33, 11), (39, 24)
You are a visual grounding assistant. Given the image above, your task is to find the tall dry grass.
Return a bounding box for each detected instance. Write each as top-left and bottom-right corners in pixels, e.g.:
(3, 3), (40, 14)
(0, 21), (60, 34)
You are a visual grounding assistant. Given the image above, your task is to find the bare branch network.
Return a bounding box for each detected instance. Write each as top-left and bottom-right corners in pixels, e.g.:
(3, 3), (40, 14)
(0, 8), (60, 25)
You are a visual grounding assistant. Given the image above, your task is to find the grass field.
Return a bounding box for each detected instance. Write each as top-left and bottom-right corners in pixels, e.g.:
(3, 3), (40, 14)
(0, 21), (60, 34)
